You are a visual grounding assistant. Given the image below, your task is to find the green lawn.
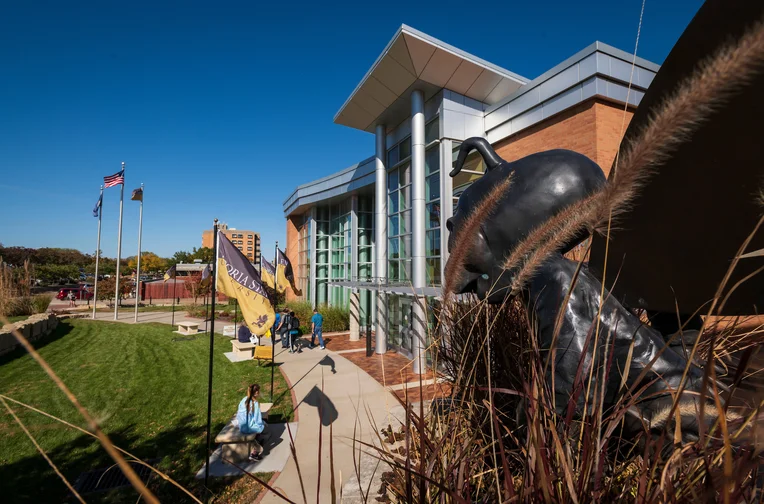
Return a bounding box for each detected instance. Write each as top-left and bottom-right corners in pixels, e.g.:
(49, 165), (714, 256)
(5, 315), (31, 324)
(0, 319), (293, 503)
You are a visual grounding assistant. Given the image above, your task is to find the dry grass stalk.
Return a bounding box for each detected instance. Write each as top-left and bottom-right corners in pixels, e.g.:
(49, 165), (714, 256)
(0, 393), (203, 503)
(0, 315), (160, 504)
(443, 175), (513, 297)
(502, 17), (764, 292)
(372, 295), (764, 503)
(0, 395), (86, 503)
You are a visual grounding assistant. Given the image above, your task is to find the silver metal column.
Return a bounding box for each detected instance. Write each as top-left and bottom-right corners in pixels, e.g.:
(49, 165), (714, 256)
(375, 124), (388, 354)
(411, 90), (427, 374)
(411, 90), (426, 289)
(308, 207), (317, 308)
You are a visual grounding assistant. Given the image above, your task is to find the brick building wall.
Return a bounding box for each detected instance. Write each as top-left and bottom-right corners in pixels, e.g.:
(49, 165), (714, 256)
(493, 98), (635, 178)
(285, 216), (301, 301)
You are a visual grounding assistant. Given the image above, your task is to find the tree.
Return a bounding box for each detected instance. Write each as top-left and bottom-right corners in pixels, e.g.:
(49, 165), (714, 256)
(127, 252), (168, 274)
(172, 250), (193, 264)
(190, 247), (214, 263)
(184, 273), (211, 305)
(36, 264), (80, 284)
(97, 276), (131, 307)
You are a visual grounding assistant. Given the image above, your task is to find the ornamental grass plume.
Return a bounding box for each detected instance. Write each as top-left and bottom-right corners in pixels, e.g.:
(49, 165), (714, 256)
(443, 175), (513, 297)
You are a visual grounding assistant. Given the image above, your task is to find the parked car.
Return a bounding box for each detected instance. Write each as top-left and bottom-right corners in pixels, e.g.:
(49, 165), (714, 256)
(56, 288), (94, 301)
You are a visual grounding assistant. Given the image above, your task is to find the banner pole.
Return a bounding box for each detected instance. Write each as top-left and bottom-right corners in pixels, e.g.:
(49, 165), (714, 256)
(204, 219), (219, 491)
(113, 162), (125, 320)
(134, 183), (144, 323)
(92, 185), (103, 319)
(271, 241), (278, 401)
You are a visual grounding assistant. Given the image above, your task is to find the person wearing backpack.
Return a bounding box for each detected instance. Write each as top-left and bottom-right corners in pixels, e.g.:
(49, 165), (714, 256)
(287, 311), (302, 354)
(277, 309), (290, 349)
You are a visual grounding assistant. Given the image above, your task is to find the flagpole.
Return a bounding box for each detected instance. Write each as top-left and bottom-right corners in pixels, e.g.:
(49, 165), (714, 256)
(204, 219), (219, 489)
(134, 184), (144, 323)
(113, 162), (125, 321)
(92, 185), (104, 319)
(271, 241), (278, 401)
(171, 264), (177, 327)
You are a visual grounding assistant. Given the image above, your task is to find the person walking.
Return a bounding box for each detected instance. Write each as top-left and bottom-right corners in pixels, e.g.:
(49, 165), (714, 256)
(68, 291), (76, 308)
(277, 309), (290, 349)
(310, 307), (325, 350)
(287, 311), (302, 354)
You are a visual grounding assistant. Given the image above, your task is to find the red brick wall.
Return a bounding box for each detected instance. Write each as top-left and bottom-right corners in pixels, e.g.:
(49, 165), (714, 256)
(593, 101), (635, 177)
(492, 98), (635, 178)
(285, 216), (301, 301)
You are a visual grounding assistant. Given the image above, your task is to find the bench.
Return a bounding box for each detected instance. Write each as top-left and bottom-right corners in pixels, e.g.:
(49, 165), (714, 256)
(176, 321), (200, 335)
(254, 345), (273, 365)
(231, 340), (257, 358)
(215, 403), (272, 464)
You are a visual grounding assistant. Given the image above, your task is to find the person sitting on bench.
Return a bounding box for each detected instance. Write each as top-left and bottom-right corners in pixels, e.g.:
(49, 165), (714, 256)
(238, 324), (253, 344)
(235, 383), (265, 461)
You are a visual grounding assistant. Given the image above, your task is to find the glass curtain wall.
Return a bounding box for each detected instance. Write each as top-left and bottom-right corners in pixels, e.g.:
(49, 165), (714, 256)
(357, 195), (374, 328)
(387, 138), (412, 284)
(315, 201), (352, 307)
(298, 214), (311, 301)
(315, 206), (330, 305)
(424, 117), (440, 286)
(330, 200), (351, 307)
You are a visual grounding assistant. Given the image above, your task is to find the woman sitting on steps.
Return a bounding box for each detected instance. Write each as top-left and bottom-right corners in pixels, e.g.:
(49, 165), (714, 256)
(235, 383), (265, 461)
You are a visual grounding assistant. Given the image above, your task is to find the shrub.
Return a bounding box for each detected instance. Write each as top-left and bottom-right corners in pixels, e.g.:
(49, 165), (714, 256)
(186, 304), (208, 318)
(319, 304), (349, 332)
(282, 301), (349, 333)
(32, 294), (52, 314)
(5, 297), (34, 317)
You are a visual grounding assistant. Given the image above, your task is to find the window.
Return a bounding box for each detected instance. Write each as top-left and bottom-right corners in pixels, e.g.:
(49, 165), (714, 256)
(387, 160), (412, 283)
(387, 137), (411, 168)
(425, 145), (441, 286)
(247, 247), (252, 251)
(248, 234), (253, 239)
(425, 117), (439, 144)
(298, 212), (311, 301)
(315, 201), (351, 307)
(247, 241), (252, 245)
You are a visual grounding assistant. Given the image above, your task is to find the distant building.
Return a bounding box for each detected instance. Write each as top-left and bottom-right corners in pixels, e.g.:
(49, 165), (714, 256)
(202, 223), (261, 265)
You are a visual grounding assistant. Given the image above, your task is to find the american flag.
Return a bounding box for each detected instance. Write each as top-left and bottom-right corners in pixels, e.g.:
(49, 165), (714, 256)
(104, 169), (124, 188)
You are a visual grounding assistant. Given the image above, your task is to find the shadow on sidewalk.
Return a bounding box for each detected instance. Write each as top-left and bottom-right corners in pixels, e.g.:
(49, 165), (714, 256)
(298, 386), (338, 426)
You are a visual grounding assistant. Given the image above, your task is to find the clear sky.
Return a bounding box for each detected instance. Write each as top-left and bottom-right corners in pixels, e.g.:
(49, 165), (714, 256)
(0, 0), (704, 261)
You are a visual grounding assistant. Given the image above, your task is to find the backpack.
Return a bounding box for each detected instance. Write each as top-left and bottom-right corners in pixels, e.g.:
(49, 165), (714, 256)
(290, 317), (300, 331)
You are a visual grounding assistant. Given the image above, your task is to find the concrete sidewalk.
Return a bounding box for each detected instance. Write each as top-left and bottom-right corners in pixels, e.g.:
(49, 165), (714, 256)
(90, 308), (231, 335)
(260, 341), (399, 503)
(78, 310), (399, 501)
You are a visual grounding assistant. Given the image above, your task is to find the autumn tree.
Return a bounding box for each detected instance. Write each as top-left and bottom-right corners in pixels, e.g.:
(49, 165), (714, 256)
(127, 252), (168, 274)
(97, 276), (132, 307)
(184, 273), (211, 305)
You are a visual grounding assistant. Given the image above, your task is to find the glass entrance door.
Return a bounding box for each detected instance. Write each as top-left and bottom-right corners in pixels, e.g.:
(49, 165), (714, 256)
(399, 298), (414, 356)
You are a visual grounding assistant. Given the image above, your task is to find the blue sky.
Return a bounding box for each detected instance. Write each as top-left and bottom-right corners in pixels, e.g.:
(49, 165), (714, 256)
(0, 0), (703, 260)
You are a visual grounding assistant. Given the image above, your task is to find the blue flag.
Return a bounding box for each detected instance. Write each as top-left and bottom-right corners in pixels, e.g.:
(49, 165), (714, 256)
(93, 193), (102, 218)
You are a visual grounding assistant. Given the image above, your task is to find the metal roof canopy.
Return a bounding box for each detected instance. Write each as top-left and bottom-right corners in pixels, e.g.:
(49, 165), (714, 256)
(335, 24), (528, 133)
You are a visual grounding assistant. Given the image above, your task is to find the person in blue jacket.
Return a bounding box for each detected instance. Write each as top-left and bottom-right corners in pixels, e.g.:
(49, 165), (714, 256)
(236, 383), (265, 461)
(310, 307), (325, 350)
